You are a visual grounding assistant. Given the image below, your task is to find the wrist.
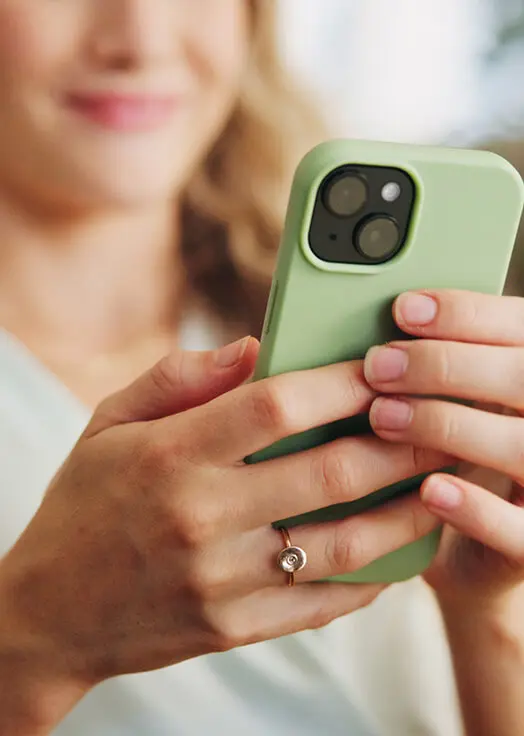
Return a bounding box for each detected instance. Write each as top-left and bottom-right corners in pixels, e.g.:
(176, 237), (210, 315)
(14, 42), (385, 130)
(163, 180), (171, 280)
(0, 639), (90, 736)
(436, 584), (524, 654)
(0, 562), (92, 735)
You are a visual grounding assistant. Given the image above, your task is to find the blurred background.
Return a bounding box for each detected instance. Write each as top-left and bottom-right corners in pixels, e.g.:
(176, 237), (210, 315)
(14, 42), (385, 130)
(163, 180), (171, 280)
(277, 0), (524, 290)
(278, 0), (524, 145)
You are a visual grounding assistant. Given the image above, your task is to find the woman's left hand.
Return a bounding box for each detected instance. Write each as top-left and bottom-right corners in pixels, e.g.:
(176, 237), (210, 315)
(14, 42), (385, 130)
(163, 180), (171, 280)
(363, 289), (524, 607)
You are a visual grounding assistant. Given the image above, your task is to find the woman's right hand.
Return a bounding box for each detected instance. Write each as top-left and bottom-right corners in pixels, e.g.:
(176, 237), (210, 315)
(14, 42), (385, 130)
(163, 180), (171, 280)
(0, 337), (448, 704)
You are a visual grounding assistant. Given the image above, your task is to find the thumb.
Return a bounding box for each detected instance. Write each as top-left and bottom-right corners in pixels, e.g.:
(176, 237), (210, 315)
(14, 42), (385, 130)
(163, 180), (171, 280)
(84, 336), (258, 438)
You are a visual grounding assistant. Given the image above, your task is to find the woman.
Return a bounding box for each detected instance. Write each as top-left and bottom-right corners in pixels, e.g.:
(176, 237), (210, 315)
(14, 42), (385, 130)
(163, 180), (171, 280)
(0, 1), (522, 734)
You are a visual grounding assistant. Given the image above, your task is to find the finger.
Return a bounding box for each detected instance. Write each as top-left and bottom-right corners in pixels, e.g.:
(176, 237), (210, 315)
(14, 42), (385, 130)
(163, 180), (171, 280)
(421, 473), (524, 563)
(198, 492), (439, 593)
(369, 396), (524, 485)
(230, 434), (449, 529)
(172, 360), (375, 465)
(393, 290), (524, 346)
(85, 337), (258, 437)
(212, 582), (385, 649)
(364, 339), (524, 411)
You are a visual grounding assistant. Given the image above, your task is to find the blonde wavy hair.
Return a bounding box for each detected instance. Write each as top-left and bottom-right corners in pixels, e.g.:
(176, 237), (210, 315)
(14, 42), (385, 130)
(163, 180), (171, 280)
(181, 0), (324, 337)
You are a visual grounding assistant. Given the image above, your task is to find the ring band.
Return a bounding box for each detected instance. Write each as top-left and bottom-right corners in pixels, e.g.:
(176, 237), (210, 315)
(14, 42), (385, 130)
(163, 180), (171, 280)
(276, 526), (307, 587)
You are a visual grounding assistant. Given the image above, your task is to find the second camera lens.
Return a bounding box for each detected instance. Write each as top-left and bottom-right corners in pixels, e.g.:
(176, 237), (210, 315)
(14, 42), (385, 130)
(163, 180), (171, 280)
(355, 216), (401, 261)
(324, 173), (367, 217)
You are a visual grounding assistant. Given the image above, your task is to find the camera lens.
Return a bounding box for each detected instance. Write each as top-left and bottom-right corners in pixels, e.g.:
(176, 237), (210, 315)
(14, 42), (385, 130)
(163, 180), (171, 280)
(355, 216), (401, 261)
(324, 173), (367, 217)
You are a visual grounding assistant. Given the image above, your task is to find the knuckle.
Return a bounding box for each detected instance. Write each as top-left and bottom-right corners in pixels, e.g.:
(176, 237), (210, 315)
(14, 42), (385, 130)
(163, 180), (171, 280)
(342, 362), (371, 407)
(136, 429), (183, 481)
(185, 556), (229, 603)
(317, 445), (356, 504)
(211, 631), (239, 654)
(328, 520), (366, 574)
(139, 421), (200, 482)
(308, 586), (385, 631)
(308, 606), (342, 631)
(143, 438), (175, 476)
(410, 445), (441, 477)
(431, 343), (452, 390)
(206, 612), (245, 653)
(172, 498), (221, 550)
(251, 379), (297, 435)
(453, 291), (479, 330)
(149, 353), (183, 396)
(433, 406), (460, 450)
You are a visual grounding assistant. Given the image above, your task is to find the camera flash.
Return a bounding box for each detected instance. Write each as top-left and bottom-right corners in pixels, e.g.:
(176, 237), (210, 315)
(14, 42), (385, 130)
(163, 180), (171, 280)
(381, 182), (401, 203)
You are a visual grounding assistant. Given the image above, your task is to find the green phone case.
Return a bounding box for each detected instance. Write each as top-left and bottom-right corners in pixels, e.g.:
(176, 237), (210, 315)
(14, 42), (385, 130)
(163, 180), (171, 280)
(246, 139), (524, 584)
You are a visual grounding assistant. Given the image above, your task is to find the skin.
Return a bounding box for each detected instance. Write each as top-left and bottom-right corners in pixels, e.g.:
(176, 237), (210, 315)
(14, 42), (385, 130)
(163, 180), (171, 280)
(0, 1), (522, 735)
(0, 0), (247, 208)
(0, 0), (250, 406)
(0, 340), (446, 732)
(366, 290), (524, 736)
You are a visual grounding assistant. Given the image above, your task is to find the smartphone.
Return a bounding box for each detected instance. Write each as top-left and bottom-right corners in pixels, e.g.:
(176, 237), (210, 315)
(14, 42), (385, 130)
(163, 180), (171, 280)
(245, 139), (524, 584)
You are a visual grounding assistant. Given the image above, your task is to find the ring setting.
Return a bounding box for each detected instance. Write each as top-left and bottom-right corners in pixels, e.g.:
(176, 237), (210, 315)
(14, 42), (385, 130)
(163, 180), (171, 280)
(276, 527), (307, 586)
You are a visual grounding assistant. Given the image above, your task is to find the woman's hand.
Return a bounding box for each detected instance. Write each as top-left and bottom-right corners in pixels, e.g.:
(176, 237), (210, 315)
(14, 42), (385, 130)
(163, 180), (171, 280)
(0, 335), (446, 729)
(364, 289), (524, 606)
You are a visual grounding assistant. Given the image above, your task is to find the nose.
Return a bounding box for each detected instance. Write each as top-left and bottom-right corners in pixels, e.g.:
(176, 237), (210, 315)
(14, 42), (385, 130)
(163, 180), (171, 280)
(89, 0), (178, 70)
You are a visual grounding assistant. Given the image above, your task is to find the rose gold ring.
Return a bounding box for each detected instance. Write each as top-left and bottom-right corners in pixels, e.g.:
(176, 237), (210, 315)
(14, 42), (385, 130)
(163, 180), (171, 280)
(276, 526), (307, 587)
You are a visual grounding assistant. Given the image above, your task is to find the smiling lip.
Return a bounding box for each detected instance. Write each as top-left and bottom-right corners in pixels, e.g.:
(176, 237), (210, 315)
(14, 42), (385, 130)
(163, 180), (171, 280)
(66, 93), (181, 132)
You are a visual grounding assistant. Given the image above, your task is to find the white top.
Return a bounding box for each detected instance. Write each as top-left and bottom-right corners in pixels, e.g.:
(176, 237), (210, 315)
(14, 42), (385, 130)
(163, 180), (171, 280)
(0, 322), (463, 736)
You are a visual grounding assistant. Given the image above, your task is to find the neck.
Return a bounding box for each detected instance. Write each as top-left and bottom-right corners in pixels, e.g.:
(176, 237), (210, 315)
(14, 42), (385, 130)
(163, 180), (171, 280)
(0, 192), (184, 361)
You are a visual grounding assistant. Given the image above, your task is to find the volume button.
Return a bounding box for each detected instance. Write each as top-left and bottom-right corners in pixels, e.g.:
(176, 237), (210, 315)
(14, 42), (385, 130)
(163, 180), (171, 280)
(264, 280), (279, 335)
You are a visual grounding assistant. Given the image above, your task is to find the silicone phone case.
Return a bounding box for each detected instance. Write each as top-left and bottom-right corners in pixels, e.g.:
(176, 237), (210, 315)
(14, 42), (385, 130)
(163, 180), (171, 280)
(246, 140), (524, 583)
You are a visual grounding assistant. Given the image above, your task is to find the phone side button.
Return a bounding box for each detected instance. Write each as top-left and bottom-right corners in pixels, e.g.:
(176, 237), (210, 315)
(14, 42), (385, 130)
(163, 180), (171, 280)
(264, 280), (279, 335)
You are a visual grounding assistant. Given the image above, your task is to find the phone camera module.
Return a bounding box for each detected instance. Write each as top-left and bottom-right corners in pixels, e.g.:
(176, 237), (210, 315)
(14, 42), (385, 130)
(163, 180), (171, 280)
(308, 164), (415, 266)
(355, 216), (400, 261)
(324, 173), (367, 217)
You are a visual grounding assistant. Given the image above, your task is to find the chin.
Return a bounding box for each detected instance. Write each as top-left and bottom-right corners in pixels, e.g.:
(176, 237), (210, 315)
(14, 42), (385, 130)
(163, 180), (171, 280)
(62, 149), (190, 209)
(81, 170), (183, 208)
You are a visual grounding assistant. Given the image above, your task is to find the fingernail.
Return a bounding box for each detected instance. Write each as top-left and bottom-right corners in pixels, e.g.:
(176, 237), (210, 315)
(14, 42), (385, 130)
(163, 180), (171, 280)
(397, 293), (438, 326)
(422, 477), (463, 510)
(215, 337), (250, 368)
(370, 397), (413, 431)
(365, 346), (408, 384)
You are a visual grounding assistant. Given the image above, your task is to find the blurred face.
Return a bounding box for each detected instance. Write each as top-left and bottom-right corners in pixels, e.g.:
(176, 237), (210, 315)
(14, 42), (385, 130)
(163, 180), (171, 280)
(0, 0), (249, 209)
